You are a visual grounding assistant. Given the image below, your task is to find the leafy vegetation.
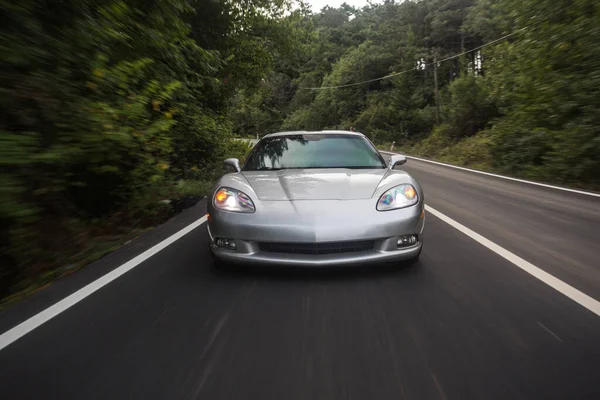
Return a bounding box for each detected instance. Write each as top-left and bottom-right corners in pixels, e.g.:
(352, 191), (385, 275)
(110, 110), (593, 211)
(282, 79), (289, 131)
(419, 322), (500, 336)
(236, 0), (599, 189)
(0, 0), (296, 301)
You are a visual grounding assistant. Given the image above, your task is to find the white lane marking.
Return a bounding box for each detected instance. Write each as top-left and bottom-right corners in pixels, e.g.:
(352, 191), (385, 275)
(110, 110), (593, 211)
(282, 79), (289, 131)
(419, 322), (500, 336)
(379, 151), (600, 198)
(426, 205), (600, 317)
(0, 215), (208, 352)
(537, 321), (563, 342)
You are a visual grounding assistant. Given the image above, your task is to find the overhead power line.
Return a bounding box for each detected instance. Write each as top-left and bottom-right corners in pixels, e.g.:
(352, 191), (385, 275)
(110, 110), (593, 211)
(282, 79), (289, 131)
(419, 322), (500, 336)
(297, 4), (576, 91)
(297, 28), (526, 90)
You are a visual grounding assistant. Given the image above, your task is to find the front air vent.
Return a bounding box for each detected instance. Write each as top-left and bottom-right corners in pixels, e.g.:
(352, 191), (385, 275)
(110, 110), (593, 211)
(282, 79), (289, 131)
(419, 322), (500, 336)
(259, 240), (374, 255)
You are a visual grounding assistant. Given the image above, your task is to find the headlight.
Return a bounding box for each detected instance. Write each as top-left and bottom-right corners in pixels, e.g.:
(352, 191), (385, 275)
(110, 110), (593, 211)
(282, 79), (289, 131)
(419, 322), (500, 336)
(213, 187), (255, 213)
(377, 184), (418, 211)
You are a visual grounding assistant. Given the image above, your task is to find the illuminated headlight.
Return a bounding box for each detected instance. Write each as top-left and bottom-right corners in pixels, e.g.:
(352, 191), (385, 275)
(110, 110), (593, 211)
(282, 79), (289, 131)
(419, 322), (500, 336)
(377, 184), (418, 211)
(214, 187), (255, 213)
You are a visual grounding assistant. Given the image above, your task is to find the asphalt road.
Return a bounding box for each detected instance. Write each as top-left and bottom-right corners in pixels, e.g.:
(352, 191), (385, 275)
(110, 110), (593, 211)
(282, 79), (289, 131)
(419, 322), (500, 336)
(1, 157), (599, 400)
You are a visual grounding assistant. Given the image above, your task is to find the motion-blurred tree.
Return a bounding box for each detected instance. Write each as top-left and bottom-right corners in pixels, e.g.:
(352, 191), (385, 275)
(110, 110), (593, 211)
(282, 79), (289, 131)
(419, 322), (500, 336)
(0, 0), (298, 298)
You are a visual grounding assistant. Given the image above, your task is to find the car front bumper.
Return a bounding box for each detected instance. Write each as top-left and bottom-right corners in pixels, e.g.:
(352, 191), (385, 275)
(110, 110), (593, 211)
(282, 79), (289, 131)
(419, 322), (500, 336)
(209, 238), (422, 267)
(207, 198), (425, 267)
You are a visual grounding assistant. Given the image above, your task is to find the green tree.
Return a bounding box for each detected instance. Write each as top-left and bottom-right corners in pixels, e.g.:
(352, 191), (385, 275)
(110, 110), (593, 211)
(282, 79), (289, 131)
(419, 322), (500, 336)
(0, 0), (299, 299)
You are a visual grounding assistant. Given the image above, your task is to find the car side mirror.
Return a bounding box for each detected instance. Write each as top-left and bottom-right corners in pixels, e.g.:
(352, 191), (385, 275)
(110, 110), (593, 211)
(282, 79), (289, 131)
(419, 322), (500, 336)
(224, 158), (241, 172)
(388, 154), (407, 170)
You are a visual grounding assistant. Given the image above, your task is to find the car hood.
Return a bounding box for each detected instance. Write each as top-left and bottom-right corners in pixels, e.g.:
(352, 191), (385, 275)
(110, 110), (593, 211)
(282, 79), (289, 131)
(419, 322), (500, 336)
(241, 169), (388, 201)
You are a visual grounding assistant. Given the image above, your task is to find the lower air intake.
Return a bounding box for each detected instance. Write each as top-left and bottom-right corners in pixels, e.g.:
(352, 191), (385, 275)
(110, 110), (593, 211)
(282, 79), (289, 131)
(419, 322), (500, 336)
(259, 240), (375, 255)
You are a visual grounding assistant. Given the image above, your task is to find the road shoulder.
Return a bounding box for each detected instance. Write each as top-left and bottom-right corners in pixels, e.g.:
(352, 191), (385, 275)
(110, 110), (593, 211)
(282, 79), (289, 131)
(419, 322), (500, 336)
(0, 199), (209, 335)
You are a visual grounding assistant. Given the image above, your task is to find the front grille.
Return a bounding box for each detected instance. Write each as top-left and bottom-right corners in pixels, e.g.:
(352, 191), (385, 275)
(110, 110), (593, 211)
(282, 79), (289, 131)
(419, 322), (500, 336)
(259, 240), (375, 255)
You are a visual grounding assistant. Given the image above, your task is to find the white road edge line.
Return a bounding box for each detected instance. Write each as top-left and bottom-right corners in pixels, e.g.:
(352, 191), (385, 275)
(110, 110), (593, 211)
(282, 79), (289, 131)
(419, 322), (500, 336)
(0, 215), (208, 352)
(379, 151), (600, 198)
(426, 205), (600, 317)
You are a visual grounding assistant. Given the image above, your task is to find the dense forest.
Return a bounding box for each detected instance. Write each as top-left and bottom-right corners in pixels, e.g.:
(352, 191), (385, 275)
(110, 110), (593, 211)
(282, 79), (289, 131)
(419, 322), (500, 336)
(0, 0), (304, 300)
(1, 0), (599, 301)
(234, 0), (599, 189)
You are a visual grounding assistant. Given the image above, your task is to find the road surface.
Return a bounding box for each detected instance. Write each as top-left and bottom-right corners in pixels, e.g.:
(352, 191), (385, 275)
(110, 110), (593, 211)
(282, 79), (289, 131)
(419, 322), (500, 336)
(0, 156), (599, 400)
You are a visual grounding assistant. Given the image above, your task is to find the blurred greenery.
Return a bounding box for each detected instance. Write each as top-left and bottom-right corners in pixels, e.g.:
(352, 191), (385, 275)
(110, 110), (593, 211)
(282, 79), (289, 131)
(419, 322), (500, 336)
(0, 0), (298, 301)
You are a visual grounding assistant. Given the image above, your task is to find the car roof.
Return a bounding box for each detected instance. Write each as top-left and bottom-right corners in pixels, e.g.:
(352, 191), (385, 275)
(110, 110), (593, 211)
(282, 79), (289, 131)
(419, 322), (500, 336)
(263, 130), (366, 138)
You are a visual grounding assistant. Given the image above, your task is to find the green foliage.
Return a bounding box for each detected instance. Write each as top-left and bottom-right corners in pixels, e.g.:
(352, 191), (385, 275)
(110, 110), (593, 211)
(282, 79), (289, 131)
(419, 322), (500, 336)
(0, 0), (294, 299)
(225, 140), (255, 166)
(408, 125), (494, 170)
(280, 107), (313, 131)
(236, 0), (599, 190)
(445, 74), (497, 137)
(480, 0), (600, 187)
(202, 139), (254, 182)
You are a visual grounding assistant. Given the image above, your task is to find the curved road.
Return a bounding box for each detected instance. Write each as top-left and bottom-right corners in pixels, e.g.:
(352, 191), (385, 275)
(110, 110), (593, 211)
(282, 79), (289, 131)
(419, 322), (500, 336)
(1, 156), (599, 400)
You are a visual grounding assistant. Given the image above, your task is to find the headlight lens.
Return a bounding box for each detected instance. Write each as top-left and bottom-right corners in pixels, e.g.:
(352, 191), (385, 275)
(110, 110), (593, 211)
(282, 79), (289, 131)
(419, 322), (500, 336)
(213, 187), (255, 213)
(377, 184), (418, 211)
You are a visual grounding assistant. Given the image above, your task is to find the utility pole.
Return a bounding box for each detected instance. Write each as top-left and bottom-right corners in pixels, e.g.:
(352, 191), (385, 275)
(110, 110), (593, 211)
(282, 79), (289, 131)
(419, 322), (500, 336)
(433, 55), (440, 126)
(459, 31), (465, 78)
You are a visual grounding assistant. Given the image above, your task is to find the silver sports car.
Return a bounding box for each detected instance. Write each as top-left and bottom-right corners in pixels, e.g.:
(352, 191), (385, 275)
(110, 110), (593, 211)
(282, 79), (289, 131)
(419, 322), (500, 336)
(207, 130), (425, 268)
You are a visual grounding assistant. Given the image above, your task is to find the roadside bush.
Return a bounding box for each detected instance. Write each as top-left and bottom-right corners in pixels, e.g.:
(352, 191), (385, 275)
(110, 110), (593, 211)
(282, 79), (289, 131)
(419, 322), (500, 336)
(0, 0), (294, 304)
(445, 75), (497, 138)
(405, 126), (494, 171)
(410, 124), (456, 157)
(438, 133), (495, 170)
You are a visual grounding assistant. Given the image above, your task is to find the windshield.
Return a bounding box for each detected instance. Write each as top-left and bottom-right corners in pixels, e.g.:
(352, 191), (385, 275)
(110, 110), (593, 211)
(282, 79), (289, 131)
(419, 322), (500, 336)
(243, 134), (386, 171)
